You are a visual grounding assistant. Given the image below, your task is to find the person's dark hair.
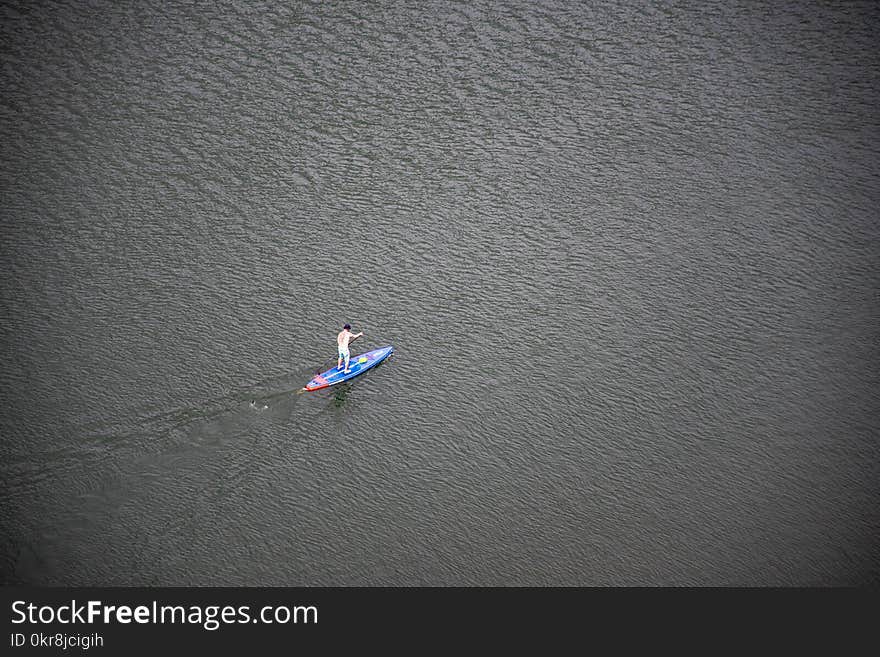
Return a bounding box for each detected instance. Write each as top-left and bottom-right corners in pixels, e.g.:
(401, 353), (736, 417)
(343, 324), (351, 330)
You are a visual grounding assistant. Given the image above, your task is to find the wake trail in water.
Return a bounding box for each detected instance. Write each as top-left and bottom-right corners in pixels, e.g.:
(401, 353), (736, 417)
(1, 363), (329, 495)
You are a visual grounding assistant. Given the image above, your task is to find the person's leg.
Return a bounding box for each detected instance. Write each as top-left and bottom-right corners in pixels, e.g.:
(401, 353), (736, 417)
(344, 353), (351, 373)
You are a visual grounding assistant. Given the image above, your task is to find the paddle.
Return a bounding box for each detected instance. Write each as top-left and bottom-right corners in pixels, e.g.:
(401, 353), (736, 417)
(297, 336), (366, 395)
(313, 332), (364, 373)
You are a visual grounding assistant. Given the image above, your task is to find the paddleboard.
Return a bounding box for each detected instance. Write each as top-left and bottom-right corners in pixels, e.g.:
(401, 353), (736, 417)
(303, 346), (393, 391)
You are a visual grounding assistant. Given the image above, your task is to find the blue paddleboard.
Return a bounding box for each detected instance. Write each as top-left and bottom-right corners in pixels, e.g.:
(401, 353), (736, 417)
(303, 346), (393, 391)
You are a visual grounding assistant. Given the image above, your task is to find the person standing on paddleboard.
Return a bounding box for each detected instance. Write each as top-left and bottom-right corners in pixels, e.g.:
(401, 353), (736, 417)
(337, 324), (363, 373)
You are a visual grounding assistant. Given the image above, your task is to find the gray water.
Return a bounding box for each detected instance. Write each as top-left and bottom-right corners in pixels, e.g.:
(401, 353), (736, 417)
(1, 0), (878, 586)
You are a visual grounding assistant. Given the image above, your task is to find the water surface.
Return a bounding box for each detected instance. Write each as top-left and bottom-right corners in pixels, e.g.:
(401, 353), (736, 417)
(1, 0), (878, 585)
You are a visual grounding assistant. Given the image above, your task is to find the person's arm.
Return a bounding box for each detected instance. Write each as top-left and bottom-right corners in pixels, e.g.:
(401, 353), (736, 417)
(354, 332), (364, 339)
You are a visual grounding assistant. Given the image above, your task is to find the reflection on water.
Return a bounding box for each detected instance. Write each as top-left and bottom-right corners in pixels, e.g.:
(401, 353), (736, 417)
(331, 386), (350, 407)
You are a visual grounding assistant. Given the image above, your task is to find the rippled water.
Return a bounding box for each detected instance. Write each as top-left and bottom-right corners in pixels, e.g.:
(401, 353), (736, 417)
(1, 0), (878, 585)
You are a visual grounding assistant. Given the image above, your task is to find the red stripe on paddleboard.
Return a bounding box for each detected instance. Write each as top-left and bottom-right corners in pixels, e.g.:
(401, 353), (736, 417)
(306, 374), (329, 391)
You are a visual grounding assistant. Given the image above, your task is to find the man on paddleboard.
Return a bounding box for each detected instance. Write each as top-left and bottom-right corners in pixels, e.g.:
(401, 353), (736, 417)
(337, 323), (363, 373)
